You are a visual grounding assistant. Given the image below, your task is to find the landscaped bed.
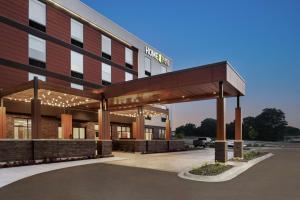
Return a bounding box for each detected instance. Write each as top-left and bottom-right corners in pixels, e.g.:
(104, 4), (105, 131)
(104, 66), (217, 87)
(231, 150), (268, 162)
(189, 163), (233, 176)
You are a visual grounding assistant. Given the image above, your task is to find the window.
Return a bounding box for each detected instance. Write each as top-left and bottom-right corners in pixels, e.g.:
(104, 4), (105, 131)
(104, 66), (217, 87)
(161, 117), (167, 122)
(125, 72), (133, 81)
(161, 66), (167, 74)
(159, 129), (166, 139)
(29, 0), (46, 32)
(117, 126), (130, 139)
(145, 116), (151, 120)
(102, 63), (111, 84)
(71, 51), (83, 77)
(145, 57), (151, 76)
(102, 35), (111, 59)
(145, 128), (153, 140)
(13, 118), (31, 139)
(125, 47), (133, 68)
(73, 127), (85, 139)
(71, 19), (83, 47)
(28, 72), (46, 81)
(29, 34), (46, 68)
(71, 83), (83, 90)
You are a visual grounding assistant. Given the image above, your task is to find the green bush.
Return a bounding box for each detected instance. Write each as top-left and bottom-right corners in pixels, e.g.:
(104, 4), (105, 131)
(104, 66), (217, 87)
(190, 163), (233, 176)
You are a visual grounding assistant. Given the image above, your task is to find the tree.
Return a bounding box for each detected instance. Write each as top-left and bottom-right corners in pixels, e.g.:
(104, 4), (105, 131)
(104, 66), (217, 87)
(248, 127), (258, 140)
(243, 116), (256, 140)
(255, 108), (287, 141)
(175, 123), (197, 137)
(199, 118), (216, 138)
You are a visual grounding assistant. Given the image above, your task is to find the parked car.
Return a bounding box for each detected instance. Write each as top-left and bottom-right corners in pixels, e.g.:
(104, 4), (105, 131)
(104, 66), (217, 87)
(193, 137), (212, 148)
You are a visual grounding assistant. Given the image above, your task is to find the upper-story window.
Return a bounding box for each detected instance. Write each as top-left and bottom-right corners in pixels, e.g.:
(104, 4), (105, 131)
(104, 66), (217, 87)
(28, 72), (46, 82)
(125, 72), (133, 81)
(29, 0), (46, 32)
(29, 34), (46, 68)
(161, 66), (167, 74)
(70, 51), (83, 90)
(102, 35), (111, 60)
(71, 19), (83, 48)
(102, 63), (111, 85)
(145, 57), (151, 76)
(125, 47), (133, 69)
(71, 51), (83, 79)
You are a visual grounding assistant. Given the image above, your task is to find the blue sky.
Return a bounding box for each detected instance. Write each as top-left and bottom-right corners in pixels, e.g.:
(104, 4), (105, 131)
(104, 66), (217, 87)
(81, 0), (300, 128)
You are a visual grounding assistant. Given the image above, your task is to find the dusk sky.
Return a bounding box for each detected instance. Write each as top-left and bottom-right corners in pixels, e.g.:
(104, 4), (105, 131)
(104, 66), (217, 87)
(81, 0), (300, 129)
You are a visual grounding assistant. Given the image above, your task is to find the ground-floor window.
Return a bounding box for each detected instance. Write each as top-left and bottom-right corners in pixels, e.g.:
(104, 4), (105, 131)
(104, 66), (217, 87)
(117, 126), (130, 139)
(159, 129), (166, 139)
(145, 128), (153, 140)
(13, 118), (31, 139)
(73, 127), (85, 139)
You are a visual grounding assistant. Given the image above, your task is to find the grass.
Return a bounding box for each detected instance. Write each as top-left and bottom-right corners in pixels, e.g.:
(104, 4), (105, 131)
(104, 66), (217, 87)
(243, 151), (267, 161)
(189, 163), (233, 176)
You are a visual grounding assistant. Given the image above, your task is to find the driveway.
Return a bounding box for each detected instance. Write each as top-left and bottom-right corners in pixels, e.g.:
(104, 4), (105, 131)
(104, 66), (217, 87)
(0, 149), (299, 200)
(111, 148), (233, 172)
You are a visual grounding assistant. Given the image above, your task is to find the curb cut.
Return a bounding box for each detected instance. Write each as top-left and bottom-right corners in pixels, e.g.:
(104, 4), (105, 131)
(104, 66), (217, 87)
(178, 153), (273, 182)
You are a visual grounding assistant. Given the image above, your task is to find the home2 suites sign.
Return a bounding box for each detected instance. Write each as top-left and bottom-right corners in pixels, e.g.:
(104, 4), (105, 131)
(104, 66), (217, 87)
(145, 46), (170, 67)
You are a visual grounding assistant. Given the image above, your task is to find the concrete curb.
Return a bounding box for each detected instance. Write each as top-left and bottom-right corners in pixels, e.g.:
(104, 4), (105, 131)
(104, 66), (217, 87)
(178, 153), (273, 182)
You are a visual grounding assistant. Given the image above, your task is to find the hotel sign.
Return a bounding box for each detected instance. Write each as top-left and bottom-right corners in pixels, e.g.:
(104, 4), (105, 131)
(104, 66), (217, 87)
(145, 46), (170, 67)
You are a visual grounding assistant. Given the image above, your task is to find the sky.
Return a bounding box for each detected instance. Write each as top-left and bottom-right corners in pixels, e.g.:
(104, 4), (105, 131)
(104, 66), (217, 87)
(81, 0), (300, 129)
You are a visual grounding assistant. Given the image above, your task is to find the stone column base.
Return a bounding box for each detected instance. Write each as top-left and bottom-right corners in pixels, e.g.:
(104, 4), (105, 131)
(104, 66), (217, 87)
(97, 140), (112, 157)
(215, 141), (228, 163)
(234, 141), (244, 158)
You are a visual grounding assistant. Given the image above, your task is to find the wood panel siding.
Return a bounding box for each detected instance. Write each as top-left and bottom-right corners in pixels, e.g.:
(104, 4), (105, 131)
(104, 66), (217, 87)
(0, 0), (28, 25)
(47, 4), (70, 43)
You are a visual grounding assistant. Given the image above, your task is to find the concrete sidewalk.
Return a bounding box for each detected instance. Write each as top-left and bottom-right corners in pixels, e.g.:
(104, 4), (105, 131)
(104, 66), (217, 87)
(0, 156), (126, 188)
(110, 148), (233, 172)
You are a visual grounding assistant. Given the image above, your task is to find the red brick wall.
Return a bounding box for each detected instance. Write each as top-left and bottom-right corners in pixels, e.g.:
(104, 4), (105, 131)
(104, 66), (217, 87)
(46, 4), (70, 43)
(111, 40), (125, 83)
(133, 50), (138, 78)
(0, 0), (28, 25)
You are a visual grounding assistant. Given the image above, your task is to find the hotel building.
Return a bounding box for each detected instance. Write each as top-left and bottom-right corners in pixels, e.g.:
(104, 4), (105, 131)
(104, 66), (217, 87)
(0, 0), (245, 163)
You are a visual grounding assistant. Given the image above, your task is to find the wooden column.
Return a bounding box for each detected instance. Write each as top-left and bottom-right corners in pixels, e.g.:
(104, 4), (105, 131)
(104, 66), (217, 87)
(98, 99), (110, 140)
(135, 107), (145, 140)
(215, 81), (227, 162)
(234, 96), (243, 158)
(61, 114), (72, 139)
(0, 101), (6, 138)
(31, 77), (41, 139)
(165, 113), (171, 140)
(132, 121), (137, 139)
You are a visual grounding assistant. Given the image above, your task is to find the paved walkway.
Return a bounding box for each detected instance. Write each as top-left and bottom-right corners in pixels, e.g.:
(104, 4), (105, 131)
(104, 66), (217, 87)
(0, 157), (126, 188)
(111, 148), (233, 172)
(0, 149), (299, 200)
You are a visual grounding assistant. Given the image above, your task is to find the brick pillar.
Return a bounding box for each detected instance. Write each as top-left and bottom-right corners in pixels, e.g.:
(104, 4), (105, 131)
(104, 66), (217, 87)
(61, 114), (72, 139)
(0, 106), (6, 139)
(215, 82), (227, 163)
(234, 97), (243, 158)
(135, 107), (145, 140)
(31, 77), (41, 139)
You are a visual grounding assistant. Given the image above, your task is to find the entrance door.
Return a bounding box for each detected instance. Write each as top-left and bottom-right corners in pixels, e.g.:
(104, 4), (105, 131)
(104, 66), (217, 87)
(13, 118), (32, 139)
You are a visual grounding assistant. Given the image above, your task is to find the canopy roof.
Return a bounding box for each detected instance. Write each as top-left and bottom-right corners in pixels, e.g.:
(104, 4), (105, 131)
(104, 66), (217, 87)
(99, 61), (245, 110)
